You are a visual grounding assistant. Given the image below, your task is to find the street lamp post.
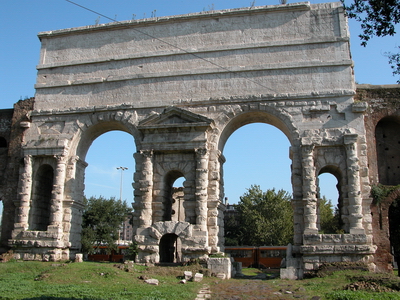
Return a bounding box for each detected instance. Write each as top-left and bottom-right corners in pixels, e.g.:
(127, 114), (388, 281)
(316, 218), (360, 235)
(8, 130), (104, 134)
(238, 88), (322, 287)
(117, 166), (128, 201)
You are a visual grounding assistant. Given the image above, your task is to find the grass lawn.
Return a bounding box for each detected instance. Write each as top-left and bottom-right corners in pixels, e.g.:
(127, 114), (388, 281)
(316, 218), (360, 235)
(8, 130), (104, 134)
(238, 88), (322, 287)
(1, 261), (400, 300)
(0, 261), (208, 300)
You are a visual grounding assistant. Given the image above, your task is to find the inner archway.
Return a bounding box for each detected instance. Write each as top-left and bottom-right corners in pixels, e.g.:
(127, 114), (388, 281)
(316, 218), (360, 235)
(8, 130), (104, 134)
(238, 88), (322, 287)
(162, 171), (185, 222)
(159, 233), (179, 263)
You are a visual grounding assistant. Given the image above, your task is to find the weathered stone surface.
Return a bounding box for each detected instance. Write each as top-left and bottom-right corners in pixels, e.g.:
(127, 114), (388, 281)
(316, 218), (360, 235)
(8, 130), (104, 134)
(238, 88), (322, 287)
(0, 1), (395, 277)
(208, 258), (231, 280)
(74, 253), (83, 263)
(184, 271), (192, 281)
(144, 279), (159, 285)
(194, 273), (204, 282)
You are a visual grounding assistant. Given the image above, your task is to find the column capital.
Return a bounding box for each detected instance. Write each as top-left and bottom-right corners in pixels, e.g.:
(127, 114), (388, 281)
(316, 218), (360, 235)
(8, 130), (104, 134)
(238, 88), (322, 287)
(140, 149), (153, 158)
(344, 133), (358, 144)
(54, 154), (68, 164)
(195, 148), (208, 157)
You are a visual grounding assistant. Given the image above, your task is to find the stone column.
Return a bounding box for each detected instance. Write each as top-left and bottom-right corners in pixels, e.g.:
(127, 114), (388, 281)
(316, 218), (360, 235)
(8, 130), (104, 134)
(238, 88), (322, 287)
(135, 150), (153, 228)
(14, 154), (33, 229)
(290, 146), (304, 245)
(344, 134), (364, 234)
(301, 144), (318, 234)
(49, 155), (68, 230)
(207, 149), (224, 252)
(195, 148), (209, 231)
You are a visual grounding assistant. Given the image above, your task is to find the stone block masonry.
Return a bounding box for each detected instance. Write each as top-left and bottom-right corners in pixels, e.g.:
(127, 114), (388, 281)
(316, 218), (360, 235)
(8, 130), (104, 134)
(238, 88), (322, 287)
(0, 2), (394, 277)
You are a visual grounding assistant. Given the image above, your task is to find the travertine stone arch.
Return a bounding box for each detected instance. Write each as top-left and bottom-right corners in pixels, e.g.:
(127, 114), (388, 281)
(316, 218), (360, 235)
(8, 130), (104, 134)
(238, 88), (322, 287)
(5, 2), (379, 277)
(216, 106), (299, 152)
(73, 109), (140, 161)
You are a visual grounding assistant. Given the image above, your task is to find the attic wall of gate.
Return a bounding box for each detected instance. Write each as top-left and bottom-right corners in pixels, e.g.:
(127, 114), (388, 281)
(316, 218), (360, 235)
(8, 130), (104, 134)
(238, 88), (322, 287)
(0, 2), (384, 276)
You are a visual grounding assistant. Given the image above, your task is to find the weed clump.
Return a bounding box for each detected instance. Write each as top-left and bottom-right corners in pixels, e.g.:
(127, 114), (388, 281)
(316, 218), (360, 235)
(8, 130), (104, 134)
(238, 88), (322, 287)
(345, 272), (400, 291)
(304, 262), (369, 278)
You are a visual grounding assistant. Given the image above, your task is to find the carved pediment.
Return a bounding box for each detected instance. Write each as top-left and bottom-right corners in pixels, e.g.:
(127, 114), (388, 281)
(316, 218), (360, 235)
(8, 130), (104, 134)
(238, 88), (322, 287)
(138, 106), (213, 130)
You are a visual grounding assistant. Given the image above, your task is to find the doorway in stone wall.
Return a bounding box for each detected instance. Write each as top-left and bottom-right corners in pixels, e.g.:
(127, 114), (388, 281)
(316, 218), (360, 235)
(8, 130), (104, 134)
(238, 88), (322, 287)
(159, 233), (179, 263)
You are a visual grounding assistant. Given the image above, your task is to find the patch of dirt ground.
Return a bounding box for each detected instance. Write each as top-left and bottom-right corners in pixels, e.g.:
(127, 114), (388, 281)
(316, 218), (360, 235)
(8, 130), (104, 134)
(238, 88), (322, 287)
(209, 275), (316, 300)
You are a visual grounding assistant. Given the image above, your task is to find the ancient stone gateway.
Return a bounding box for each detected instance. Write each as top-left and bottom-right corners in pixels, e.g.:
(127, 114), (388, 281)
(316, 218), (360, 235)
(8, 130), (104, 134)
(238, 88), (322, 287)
(4, 2), (378, 276)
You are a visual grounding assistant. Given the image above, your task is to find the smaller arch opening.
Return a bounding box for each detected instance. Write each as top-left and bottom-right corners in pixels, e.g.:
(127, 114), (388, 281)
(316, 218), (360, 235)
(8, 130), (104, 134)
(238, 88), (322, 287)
(159, 233), (180, 263)
(0, 137), (7, 148)
(317, 167), (343, 233)
(29, 164), (54, 231)
(162, 171), (185, 222)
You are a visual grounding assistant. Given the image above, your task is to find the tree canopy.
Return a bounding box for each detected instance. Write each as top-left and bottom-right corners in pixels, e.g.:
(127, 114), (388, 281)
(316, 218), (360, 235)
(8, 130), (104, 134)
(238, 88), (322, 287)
(81, 196), (131, 254)
(225, 185), (293, 246)
(342, 0), (400, 81)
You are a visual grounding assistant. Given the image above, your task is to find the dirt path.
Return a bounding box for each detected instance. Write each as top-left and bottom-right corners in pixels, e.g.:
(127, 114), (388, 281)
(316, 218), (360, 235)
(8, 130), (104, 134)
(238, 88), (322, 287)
(207, 276), (318, 300)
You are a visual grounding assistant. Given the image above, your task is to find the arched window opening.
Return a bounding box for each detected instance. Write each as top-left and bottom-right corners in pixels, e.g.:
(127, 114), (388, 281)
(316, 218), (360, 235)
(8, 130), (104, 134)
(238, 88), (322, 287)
(159, 233), (180, 263)
(375, 117), (400, 185)
(29, 164), (53, 231)
(317, 169), (343, 233)
(0, 137), (7, 148)
(162, 171), (185, 222)
(171, 177), (186, 223)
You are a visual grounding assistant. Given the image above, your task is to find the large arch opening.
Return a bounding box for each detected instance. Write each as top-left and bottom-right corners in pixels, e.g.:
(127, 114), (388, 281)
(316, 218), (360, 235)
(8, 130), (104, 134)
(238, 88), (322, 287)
(83, 130), (136, 245)
(222, 122), (292, 206)
(84, 130), (136, 203)
(221, 115), (294, 246)
(29, 164), (54, 231)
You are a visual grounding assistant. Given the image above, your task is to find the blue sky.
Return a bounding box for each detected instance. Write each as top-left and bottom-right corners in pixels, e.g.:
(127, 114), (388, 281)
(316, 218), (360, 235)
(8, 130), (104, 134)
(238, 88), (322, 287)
(1, 0), (399, 219)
